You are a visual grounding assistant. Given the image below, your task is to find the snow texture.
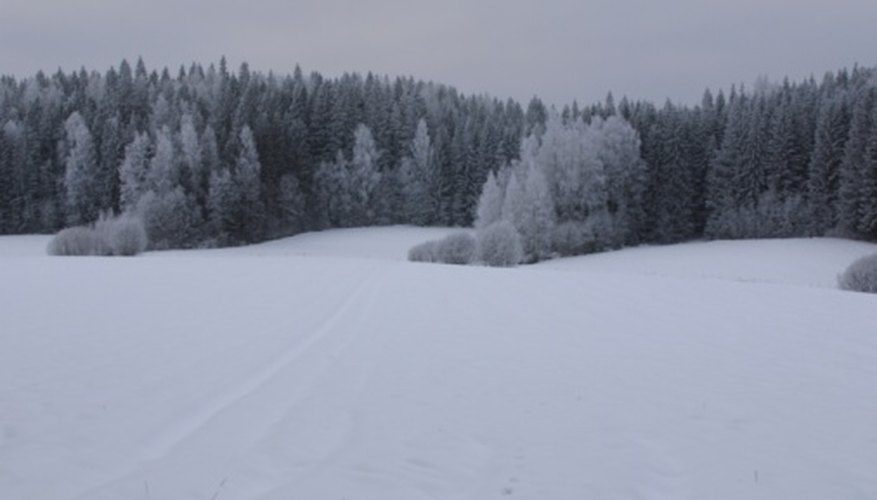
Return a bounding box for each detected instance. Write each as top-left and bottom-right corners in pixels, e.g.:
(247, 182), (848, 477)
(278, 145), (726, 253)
(1, 227), (877, 500)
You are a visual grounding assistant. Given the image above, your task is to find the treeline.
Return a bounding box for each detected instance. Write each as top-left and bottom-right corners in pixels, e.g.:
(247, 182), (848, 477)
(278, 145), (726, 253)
(480, 66), (877, 263)
(621, 68), (877, 244)
(1, 59), (876, 251)
(0, 58), (525, 247)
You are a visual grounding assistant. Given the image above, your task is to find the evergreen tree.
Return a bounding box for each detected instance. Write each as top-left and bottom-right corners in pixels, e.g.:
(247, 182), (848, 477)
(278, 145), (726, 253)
(807, 96), (850, 234)
(119, 132), (151, 213)
(838, 88), (875, 236)
(398, 119), (437, 225)
(859, 103), (877, 239)
(230, 125), (265, 242)
(62, 112), (99, 225)
(474, 170), (504, 230)
(347, 123), (382, 226)
(274, 173), (305, 236)
(179, 113), (205, 204)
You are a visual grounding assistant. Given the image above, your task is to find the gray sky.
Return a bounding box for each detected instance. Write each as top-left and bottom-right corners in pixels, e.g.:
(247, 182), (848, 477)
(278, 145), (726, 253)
(1, 0), (876, 106)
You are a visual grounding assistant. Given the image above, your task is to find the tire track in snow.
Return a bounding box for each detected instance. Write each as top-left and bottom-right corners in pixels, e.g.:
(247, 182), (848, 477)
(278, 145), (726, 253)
(139, 270), (378, 462)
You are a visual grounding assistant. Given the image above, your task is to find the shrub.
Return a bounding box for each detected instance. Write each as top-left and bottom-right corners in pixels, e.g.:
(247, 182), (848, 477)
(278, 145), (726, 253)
(106, 215), (149, 256)
(48, 213), (149, 257)
(838, 253), (877, 293)
(47, 226), (103, 256)
(435, 232), (477, 265)
(408, 240), (439, 263)
(477, 221), (523, 267)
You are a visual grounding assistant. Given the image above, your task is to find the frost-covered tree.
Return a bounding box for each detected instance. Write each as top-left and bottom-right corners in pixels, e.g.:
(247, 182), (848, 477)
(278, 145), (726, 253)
(593, 115), (648, 245)
(274, 173), (305, 236)
(807, 96), (850, 234)
(205, 126), (265, 244)
(231, 125), (265, 242)
(860, 103), (877, 239)
(179, 114), (205, 203)
(838, 88), (875, 236)
(515, 162), (554, 261)
(147, 126), (179, 194)
(136, 187), (200, 249)
(474, 170), (504, 230)
(477, 220), (523, 267)
(537, 114), (606, 225)
(348, 123), (382, 226)
(119, 132), (151, 213)
(63, 112), (99, 225)
(398, 119), (437, 225)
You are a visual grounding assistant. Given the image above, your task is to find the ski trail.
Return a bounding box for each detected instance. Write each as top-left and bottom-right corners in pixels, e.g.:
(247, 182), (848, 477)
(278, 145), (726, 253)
(139, 271), (377, 462)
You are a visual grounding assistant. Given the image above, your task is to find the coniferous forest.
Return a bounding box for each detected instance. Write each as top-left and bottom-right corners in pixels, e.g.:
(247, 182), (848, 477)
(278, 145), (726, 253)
(1, 58), (876, 254)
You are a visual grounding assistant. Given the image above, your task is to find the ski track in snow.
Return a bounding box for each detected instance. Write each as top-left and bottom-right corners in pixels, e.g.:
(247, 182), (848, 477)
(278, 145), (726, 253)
(138, 269), (378, 462)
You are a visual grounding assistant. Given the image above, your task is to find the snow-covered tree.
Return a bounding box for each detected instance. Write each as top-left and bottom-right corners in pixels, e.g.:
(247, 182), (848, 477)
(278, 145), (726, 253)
(474, 170), (504, 230)
(63, 112), (99, 225)
(807, 96), (850, 234)
(348, 123), (382, 226)
(398, 119), (436, 225)
(515, 163), (554, 261)
(119, 132), (152, 213)
(179, 114), (205, 202)
(594, 115), (648, 245)
(148, 126), (179, 194)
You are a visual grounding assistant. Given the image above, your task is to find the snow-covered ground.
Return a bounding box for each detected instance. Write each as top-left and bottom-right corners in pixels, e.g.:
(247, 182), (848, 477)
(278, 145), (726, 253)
(1, 228), (876, 500)
(535, 237), (877, 288)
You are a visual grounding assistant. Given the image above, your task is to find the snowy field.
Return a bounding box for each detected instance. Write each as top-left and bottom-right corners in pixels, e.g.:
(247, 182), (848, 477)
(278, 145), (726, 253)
(1, 228), (877, 500)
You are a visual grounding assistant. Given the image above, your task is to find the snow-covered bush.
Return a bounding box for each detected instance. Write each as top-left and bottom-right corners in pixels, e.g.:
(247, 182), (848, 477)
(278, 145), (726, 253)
(100, 215), (148, 256)
(48, 214), (149, 257)
(408, 240), (439, 263)
(47, 226), (103, 256)
(435, 232), (477, 265)
(477, 221), (523, 267)
(838, 253), (877, 293)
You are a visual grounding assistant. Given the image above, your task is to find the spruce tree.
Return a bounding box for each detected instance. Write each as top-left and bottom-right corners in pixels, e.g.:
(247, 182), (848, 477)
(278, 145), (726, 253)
(838, 89), (874, 236)
(807, 96), (850, 234)
(398, 119), (437, 225)
(348, 124), (382, 226)
(119, 132), (151, 213)
(63, 112), (99, 226)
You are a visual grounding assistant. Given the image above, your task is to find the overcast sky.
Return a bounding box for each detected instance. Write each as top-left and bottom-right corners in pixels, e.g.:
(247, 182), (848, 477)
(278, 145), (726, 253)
(1, 0), (875, 106)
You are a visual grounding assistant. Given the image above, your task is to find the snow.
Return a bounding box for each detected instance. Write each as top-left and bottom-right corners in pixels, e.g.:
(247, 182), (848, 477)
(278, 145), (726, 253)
(157, 226), (469, 260)
(1, 228), (876, 500)
(535, 237), (877, 288)
(0, 235), (52, 257)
